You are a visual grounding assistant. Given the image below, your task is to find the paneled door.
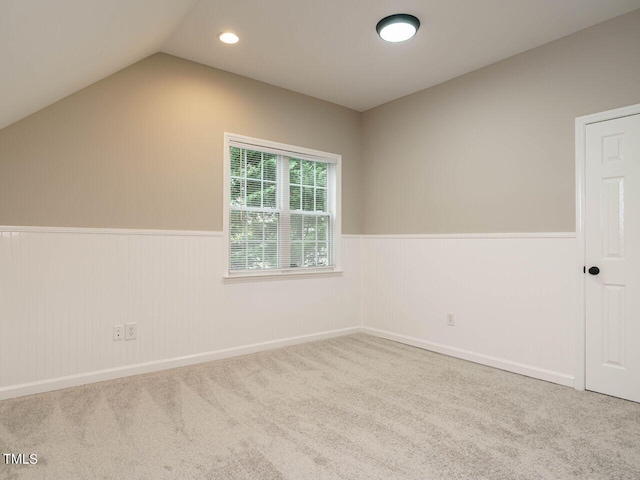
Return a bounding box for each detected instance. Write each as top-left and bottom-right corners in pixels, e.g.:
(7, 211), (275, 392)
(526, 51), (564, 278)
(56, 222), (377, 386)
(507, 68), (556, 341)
(585, 113), (640, 403)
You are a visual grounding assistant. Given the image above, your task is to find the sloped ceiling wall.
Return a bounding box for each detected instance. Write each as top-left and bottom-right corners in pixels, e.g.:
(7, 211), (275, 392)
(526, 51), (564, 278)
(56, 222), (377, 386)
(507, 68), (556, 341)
(0, 0), (198, 129)
(2, 0), (639, 131)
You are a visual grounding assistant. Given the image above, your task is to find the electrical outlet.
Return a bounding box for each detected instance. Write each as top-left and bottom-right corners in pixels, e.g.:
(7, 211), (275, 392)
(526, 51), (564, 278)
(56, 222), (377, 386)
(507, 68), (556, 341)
(447, 313), (455, 327)
(125, 322), (137, 340)
(113, 325), (124, 341)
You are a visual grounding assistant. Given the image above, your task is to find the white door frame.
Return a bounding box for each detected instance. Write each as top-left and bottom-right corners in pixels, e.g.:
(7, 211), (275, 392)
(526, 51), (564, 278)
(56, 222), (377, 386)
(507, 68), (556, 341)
(574, 102), (640, 391)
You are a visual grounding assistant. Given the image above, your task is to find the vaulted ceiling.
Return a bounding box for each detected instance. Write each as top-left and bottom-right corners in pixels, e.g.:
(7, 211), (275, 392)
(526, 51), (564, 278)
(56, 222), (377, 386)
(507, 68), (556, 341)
(1, 0), (639, 130)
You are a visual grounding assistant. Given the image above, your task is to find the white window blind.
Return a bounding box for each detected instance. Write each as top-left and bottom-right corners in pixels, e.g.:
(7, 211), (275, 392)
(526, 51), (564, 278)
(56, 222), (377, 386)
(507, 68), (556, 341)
(225, 135), (340, 277)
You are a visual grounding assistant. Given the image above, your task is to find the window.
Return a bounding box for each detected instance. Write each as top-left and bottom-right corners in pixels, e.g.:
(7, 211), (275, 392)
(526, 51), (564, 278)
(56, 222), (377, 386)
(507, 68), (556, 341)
(224, 134), (341, 277)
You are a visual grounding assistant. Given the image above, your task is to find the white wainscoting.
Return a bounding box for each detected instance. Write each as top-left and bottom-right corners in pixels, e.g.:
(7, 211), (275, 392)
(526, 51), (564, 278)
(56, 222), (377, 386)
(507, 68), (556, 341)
(360, 234), (577, 387)
(0, 228), (362, 399)
(1, 229), (578, 400)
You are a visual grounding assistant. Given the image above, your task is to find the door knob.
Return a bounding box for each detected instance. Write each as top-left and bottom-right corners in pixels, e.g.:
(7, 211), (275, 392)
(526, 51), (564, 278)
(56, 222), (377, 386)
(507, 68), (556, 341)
(588, 266), (600, 275)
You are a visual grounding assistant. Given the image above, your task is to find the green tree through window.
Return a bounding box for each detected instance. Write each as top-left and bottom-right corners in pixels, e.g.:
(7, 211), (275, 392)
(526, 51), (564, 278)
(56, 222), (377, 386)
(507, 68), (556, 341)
(226, 138), (338, 275)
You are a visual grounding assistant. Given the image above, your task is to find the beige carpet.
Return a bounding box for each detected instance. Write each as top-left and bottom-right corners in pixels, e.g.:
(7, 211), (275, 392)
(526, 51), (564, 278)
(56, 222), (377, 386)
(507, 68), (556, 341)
(1, 334), (639, 479)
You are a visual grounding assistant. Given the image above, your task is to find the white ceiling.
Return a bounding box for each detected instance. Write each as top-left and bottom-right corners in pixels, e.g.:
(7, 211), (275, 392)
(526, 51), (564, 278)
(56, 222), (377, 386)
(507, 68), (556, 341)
(0, 0), (198, 130)
(1, 0), (639, 130)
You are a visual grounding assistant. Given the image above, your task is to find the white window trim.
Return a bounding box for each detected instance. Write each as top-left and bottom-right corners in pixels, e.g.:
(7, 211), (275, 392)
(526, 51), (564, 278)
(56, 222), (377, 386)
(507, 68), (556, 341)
(223, 133), (342, 279)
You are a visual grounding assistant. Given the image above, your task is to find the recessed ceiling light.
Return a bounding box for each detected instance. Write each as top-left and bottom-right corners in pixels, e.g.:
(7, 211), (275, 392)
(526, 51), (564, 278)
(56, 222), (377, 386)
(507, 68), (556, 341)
(376, 14), (420, 43)
(218, 32), (239, 45)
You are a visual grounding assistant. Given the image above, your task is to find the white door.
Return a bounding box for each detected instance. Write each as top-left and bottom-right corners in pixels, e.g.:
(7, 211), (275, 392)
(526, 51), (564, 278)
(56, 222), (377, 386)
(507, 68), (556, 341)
(585, 113), (640, 403)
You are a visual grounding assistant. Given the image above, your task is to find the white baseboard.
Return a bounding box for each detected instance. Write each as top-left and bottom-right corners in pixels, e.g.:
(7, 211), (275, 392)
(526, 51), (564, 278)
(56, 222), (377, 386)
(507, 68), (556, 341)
(1, 325), (577, 400)
(0, 327), (362, 401)
(362, 327), (575, 388)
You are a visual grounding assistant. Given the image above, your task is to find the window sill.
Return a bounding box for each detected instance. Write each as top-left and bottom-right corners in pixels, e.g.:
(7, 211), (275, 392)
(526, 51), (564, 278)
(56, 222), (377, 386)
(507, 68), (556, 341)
(223, 268), (344, 283)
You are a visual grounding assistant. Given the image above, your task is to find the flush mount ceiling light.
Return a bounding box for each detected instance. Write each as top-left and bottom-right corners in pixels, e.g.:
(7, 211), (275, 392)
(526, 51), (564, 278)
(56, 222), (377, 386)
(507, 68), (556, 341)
(376, 14), (420, 43)
(218, 32), (239, 44)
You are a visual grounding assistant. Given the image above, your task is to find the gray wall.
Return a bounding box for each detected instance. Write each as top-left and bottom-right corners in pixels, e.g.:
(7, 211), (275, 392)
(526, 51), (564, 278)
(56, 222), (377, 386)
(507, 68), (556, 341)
(361, 10), (640, 234)
(0, 53), (363, 233)
(2, 11), (640, 235)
